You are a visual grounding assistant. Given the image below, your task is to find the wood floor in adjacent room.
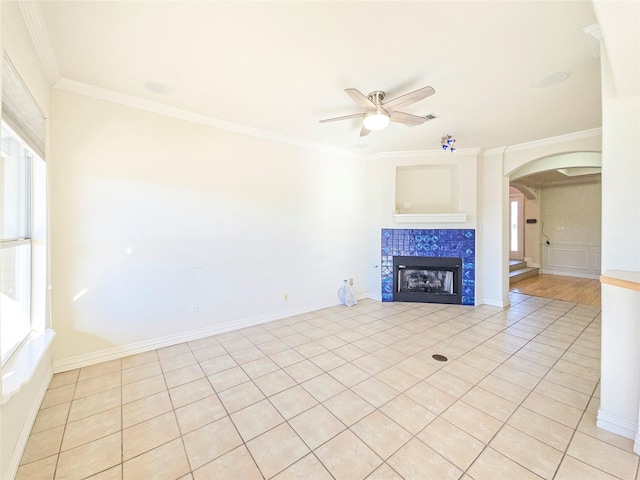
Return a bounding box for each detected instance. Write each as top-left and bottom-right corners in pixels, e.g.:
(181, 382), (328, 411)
(510, 274), (601, 307)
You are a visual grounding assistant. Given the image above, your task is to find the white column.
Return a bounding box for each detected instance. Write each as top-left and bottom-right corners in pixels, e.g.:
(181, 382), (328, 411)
(480, 148), (510, 307)
(596, 38), (640, 442)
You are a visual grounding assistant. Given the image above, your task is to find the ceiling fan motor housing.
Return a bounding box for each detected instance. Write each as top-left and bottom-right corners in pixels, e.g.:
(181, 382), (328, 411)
(367, 90), (386, 105)
(363, 91), (390, 130)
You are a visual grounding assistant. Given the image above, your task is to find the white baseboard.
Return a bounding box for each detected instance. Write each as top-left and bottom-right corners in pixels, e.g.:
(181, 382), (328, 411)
(636, 431), (640, 455)
(6, 365), (53, 480)
(482, 298), (511, 308)
(541, 269), (600, 280)
(53, 297), (368, 373)
(597, 409), (638, 440)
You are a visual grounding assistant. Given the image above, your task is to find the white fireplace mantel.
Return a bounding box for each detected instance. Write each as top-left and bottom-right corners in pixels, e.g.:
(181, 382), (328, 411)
(393, 213), (468, 223)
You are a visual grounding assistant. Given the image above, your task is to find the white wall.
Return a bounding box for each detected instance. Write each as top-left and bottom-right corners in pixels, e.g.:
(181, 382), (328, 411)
(523, 193), (541, 267)
(595, 13), (640, 448)
(0, 2), (53, 479)
(49, 89), (368, 368)
(540, 182), (601, 278)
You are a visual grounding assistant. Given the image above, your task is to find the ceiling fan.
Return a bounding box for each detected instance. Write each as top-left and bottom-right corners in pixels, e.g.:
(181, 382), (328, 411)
(320, 86), (436, 137)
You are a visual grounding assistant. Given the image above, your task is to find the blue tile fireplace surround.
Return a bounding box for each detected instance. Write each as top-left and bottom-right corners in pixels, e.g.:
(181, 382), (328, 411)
(381, 228), (475, 305)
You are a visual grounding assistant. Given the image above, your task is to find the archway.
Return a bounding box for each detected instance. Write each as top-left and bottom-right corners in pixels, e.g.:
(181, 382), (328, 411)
(479, 129), (601, 308)
(507, 151), (602, 298)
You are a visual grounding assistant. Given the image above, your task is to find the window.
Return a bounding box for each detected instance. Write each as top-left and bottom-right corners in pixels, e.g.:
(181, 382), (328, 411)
(1, 123), (35, 362)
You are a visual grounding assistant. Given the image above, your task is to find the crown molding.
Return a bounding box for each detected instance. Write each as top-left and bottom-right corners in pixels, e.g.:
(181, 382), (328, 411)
(483, 146), (508, 157)
(504, 128), (602, 154)
(52, 78), (600, 162)
(53, 78), (365, 161)
(17, 1), (60, 85)
(367, 147), (481, 161)
(583, 23), (603, 59)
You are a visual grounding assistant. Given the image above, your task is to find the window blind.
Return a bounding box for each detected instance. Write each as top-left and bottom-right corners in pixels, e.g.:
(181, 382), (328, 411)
(2, 53), (46, 159)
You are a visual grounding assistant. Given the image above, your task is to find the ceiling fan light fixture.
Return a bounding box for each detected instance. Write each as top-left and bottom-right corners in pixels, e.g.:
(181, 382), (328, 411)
(363, 110), (390, 131)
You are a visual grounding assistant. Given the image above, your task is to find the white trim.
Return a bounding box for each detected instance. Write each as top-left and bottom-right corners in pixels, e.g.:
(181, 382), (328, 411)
(504, 128), (602, 154)
(55, 77), (477, 160)
(546, 241), (601, 247)
(367, 147), (481, 161)
(51, 77), (603, 162)
(393, 213), (468, 224)
(1, 329), (55, 404)
(540, 269), (600, 280)
(17, 1), (61, 85)
(53, 78), (364, 161)
(483, 146), (508, 157)
(635, 431), (640, 456)
(5, 364), (53, 480)
(597, 409), (638, 440)
(482, 298), (511, 308)
(583, 24), (603, 59)
(52, 298), (365, 373)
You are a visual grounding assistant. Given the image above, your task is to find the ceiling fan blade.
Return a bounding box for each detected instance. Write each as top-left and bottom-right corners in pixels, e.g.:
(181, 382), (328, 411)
(383, 86), (435, 111)
(319, 113), (364, 123)
(359, 126), (371, 137)
(389, 111), (427, 126)
(345, 88), (376, 109)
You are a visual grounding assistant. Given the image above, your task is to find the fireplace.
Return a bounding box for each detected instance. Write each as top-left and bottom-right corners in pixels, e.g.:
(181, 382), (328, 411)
(393, 256), (462, 304)
(381, 229), (475, 305)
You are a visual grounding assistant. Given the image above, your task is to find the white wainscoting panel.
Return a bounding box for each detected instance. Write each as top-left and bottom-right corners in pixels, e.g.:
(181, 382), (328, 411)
(548, 247), (589, 269)
(541, 243), (601, 279)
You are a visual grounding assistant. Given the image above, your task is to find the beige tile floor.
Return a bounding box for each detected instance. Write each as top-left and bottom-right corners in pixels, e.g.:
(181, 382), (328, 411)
(17, 293), (640, 480)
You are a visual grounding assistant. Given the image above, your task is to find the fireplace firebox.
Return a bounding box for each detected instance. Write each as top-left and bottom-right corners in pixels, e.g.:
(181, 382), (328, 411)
(393, 256), (462, 304)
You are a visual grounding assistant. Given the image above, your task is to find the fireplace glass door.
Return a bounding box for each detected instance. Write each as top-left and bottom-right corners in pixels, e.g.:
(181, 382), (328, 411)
(392, 256), (462, 304)
(397, 268), (454, 294)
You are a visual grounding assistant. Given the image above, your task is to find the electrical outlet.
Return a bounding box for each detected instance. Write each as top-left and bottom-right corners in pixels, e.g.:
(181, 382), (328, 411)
(349, 278), (354, 286)
(284, 293), (289, 301)
(190, 304), (198, 315)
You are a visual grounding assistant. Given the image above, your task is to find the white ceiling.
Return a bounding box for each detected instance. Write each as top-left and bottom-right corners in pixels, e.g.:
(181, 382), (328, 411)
(36, 1), (604, 155)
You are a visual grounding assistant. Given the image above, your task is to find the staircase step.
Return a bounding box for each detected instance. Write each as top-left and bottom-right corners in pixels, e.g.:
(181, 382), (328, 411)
(509, 260), (527, 272)
(509, 266), (540, 284)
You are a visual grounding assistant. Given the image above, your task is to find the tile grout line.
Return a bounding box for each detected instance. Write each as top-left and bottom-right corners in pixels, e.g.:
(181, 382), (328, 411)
(461, 301), (602, 480)
(21, 296), (631, 480)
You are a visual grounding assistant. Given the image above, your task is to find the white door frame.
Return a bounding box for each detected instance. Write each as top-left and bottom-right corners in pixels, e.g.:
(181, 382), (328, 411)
(509, 191), (525, 261)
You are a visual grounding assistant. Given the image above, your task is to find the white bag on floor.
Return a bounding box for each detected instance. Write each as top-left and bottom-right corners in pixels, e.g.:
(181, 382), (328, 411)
(338, 280), (357, 307)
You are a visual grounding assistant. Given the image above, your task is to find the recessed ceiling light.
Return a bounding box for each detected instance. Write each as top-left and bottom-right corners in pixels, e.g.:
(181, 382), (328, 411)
(143, 81), (173, 95)
(530, 71), (572, 88)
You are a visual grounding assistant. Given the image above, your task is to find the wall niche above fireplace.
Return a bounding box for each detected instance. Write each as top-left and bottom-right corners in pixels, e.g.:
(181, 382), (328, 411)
(395, 164), (461, 215)
(394, 165), (467, 223)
